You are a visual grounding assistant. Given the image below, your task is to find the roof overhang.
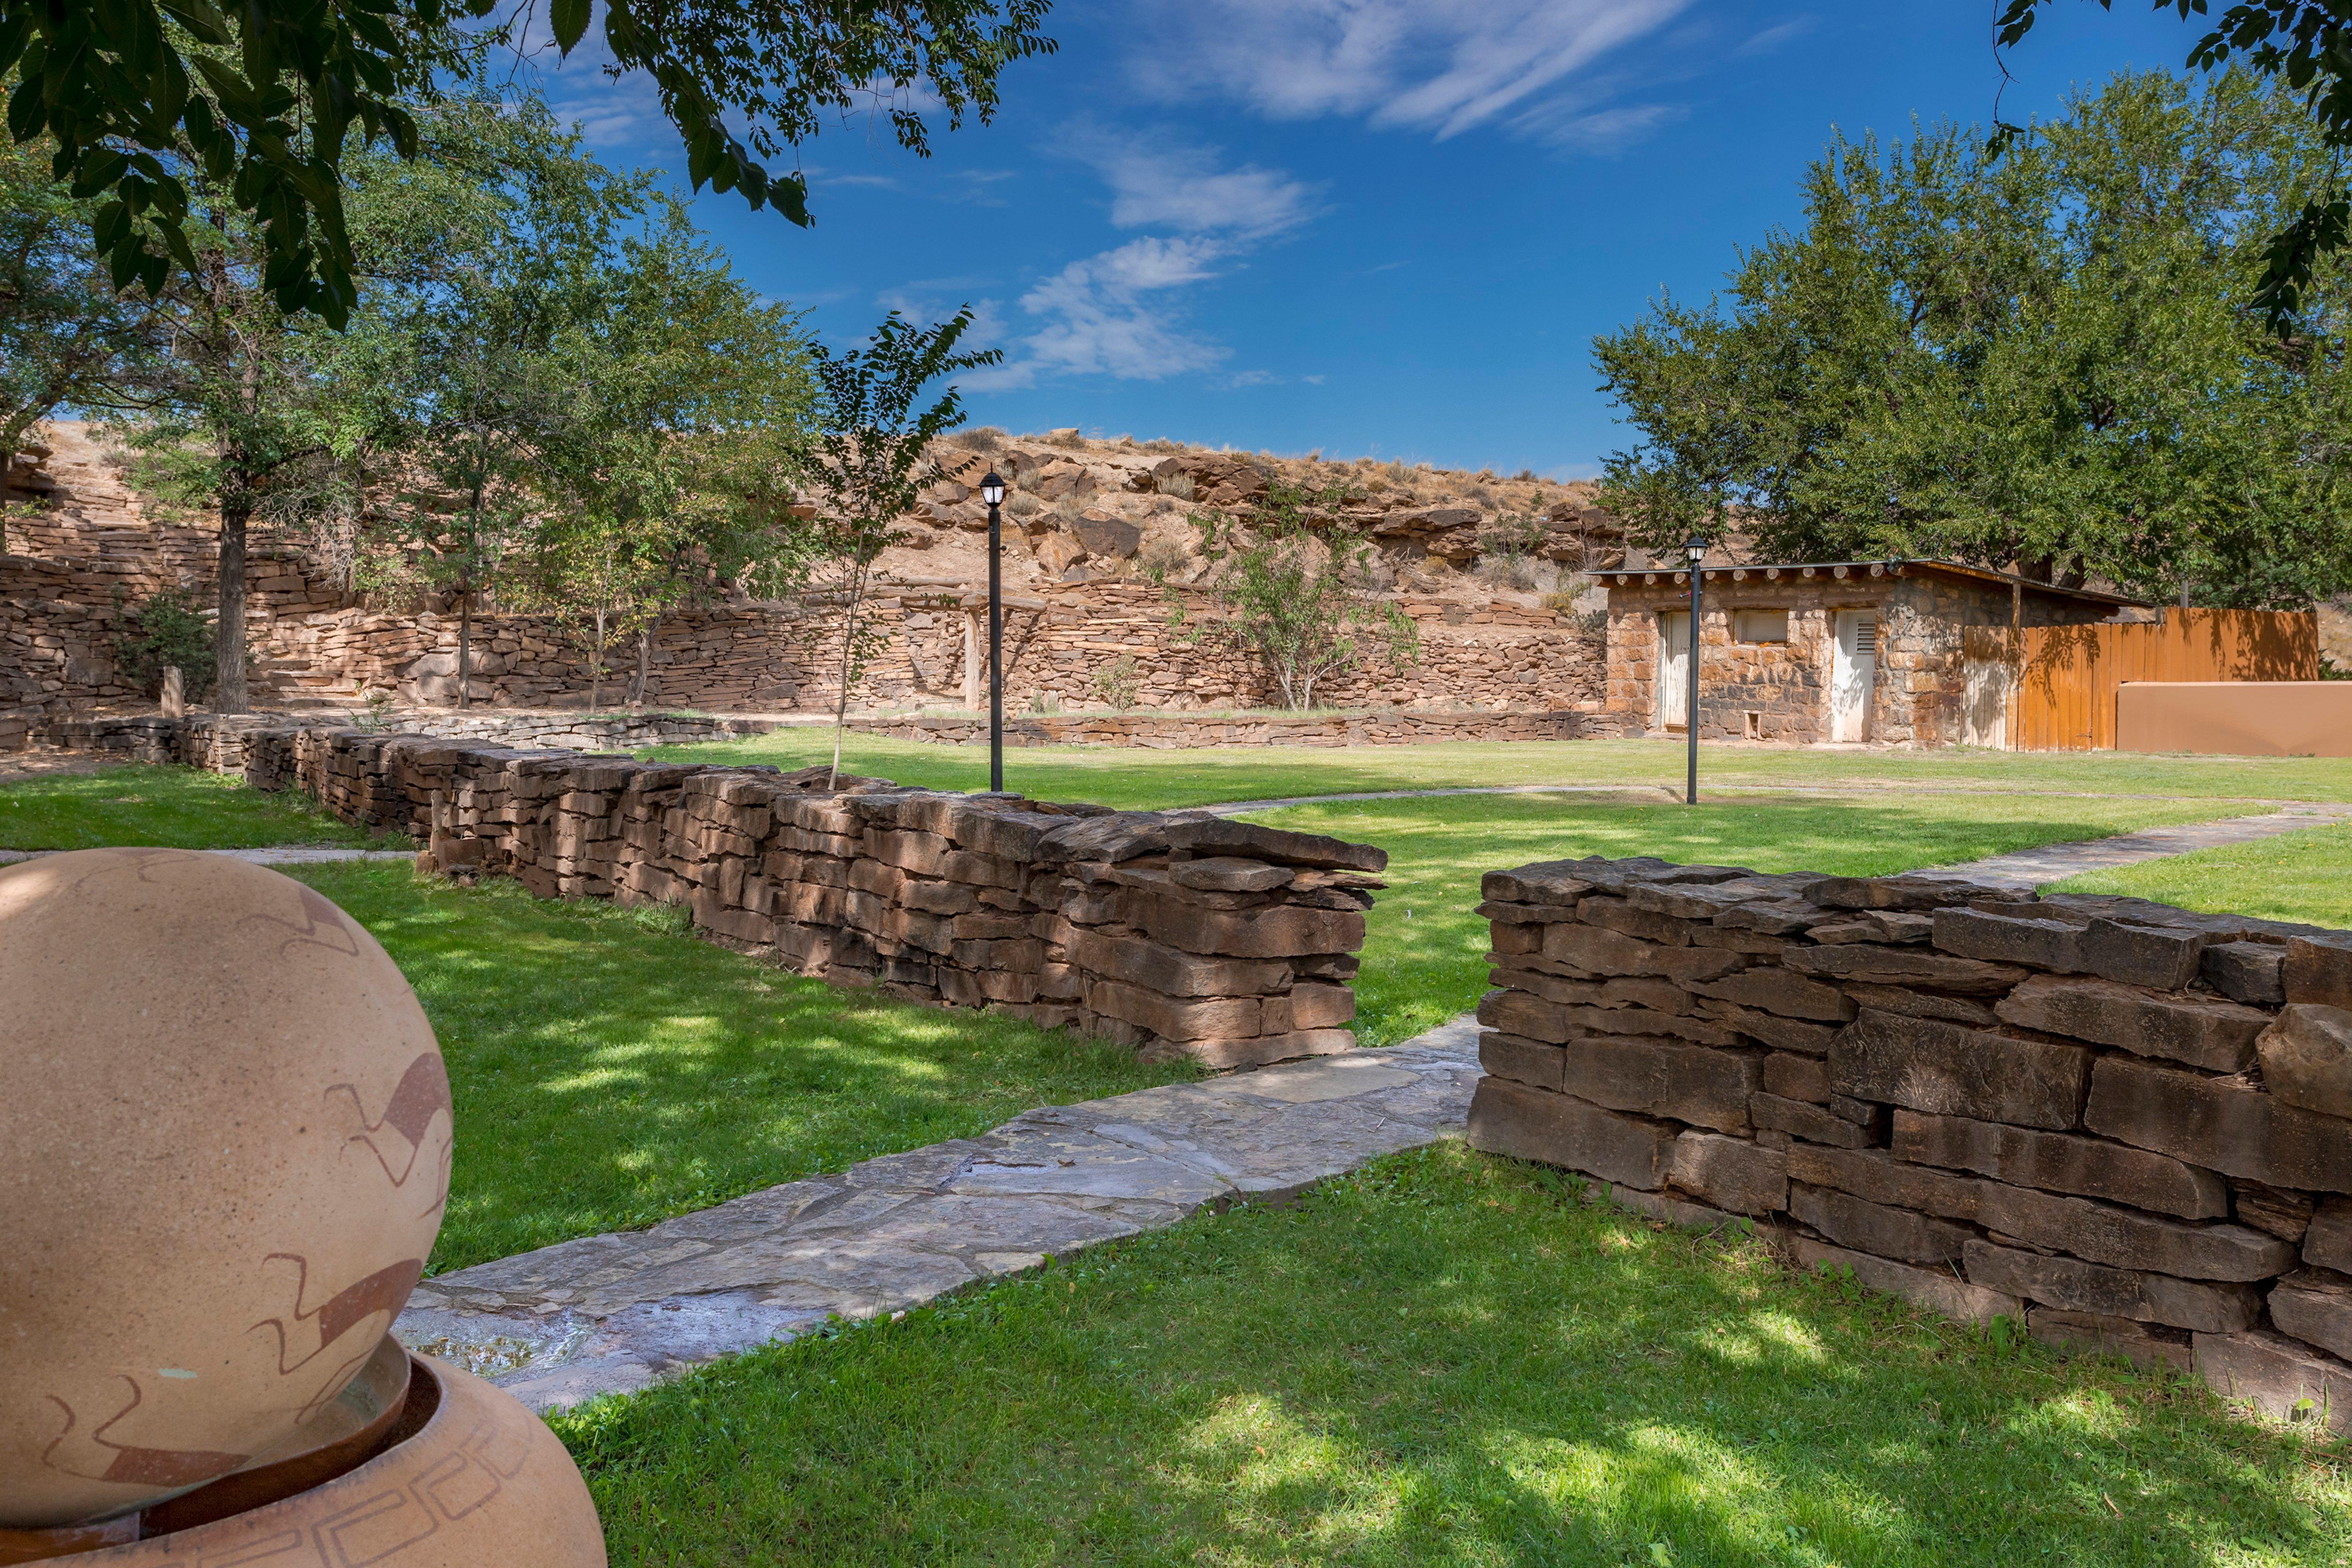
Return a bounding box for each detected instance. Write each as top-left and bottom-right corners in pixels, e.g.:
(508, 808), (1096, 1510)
(1591, 557), (2145, 610)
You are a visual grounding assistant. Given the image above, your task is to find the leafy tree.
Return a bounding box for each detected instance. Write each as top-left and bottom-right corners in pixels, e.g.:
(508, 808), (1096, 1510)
(532, 202), (817, 708)
(1171, 482), (1420, 711)
(1594, 70), (2352, 609)
(0, 0), (1054, 323)
(109, 581), (215, 700)
(0, 132), (156, 528)
(800, 307), (996, 785)
(1995, 1), (2352, 327)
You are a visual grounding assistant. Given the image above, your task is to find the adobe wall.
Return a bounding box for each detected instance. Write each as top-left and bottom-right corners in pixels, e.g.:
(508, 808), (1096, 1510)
(1468, 854), (2352, 1431)
(77, 718), (1383, 1071)
(1603, 569), (2111, 746)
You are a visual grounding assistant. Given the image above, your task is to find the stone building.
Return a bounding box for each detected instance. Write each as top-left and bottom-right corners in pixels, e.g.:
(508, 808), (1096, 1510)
(1595, 558), (2139, 747)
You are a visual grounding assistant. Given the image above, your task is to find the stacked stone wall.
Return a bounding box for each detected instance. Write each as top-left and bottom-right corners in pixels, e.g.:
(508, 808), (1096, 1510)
(213, 724), (1382, 1071)
(1468, 854), (2352, 1431)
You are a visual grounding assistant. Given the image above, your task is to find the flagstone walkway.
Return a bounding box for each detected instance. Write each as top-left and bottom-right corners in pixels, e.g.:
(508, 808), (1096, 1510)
(394, 1019), (1483, 1411)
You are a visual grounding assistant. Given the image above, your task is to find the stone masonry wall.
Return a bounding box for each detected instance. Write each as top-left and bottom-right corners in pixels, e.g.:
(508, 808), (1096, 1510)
(222, 724), (1383, 1071)
(1466, 854), (2352, 1432)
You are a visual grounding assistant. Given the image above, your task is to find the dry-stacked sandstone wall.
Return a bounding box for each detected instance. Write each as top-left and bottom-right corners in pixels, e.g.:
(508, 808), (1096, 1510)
(1467, 854), (2352, 1431)
(218, 724), (1383, 1070)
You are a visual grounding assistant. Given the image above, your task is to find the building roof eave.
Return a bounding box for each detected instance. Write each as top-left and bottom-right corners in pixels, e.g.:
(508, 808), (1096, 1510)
(1590, 557), (2146, 610)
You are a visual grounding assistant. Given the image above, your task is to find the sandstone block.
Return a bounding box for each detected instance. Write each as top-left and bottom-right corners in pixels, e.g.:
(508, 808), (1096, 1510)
(1542, 923), (1743, 985)
(2081, 917), (2208, 990)
(1962, 1240), (2260, 1332)
(1133, 893), (1365, 959)
(2271, 1268), (2352, 1363)
(1188, 1028), (1354, 1071)
(2257, 1004), (2352, 1119)
(2027, 1308), (2194, 1373)
(1829, 1010), (2091, 1130)
(1688, 969), (1855, 1022)
(1479, 1030), (1564, 1091)
(2086, 1057), (2352, 1193)
(2286, 934), (2352, 1008)
(1931, 907), (2083, 971)
(1599, 976), (1694, 1014)
(1167, 817), (1385, 872)
(2232, 1181), (2315, 1242)
(1996, 975), (2268, 1073)
(1482, 862), (1594, 905)
(1085, 980), (1260, 1041)
(1289, 982), (1355, 1029)
(1763, 1052), (1831, 1103)
(1795, 1239), (2022, 1324)
(1695, 999), (1843, 1052)
(1577, 896), (1692, 946)
(1466, 1079), (1678, 1189)
(1751, 1093), (1877, 1147)
(2204, 941), (2287, 1006)
(2194, 1328), (2352, 1434)
(1666, 1130), (1788, 1214)
(1891, 1111), (2228, 1220)
(1786, 942), (2026, 994)
(1981, 1186), (2294, 1281)
(1557, 1035), (1761, 1134)
(1789, 1181), (1972, 1265)
(1171, 857), (1293, 893)
(1490, 966), (1611, 1008)
(2308, 1198), (2352, 1271)
(1604, 1184), (1741, 1231)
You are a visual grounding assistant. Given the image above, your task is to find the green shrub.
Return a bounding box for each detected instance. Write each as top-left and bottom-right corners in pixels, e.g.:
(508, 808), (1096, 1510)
(111, 585), (222, 701)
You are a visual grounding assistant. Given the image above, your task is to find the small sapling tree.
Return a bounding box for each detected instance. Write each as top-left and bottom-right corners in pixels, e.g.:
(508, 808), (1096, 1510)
(1171, 481), (1419, 711)
(801, 308), (1000, 786)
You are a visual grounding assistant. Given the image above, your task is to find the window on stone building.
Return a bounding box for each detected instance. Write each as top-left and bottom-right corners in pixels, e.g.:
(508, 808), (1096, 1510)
(1733, 609), (1790, 644)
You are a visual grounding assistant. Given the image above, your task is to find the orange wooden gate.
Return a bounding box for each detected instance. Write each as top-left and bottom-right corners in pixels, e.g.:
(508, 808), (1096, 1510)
(1963, 609), (2317, 750)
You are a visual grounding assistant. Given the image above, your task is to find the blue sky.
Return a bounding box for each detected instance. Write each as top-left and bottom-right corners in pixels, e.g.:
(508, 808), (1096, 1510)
(538, 2), (2202, 478)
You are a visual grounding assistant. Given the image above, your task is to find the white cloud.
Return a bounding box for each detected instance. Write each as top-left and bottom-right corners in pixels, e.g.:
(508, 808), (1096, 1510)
(1128, 0), (1691, 143)
(973, 137), (1319, 390)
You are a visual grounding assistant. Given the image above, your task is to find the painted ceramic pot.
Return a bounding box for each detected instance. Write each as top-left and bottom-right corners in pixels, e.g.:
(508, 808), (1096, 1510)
(0, 850), (453, 1529)
(0, 1354), (607, 1566)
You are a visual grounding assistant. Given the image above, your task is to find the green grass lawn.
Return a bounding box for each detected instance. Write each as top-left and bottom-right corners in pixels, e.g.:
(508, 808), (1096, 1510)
(0, 764), (384, 849)
(2051, 819), (2352, 931)
(287, 865), (1198, 1274)
(642, 732), (2352, 810)
(1247, 792), (2250, 1048)
(555, 1142), (2349, 1568)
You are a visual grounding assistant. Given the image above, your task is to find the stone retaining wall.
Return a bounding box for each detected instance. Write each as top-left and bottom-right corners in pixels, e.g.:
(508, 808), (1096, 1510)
(853, 708), (1585, 748)
(32, 710), (785, 764)
(1466, 854), (2352, 1432)
(228, 724), (1381, 1071)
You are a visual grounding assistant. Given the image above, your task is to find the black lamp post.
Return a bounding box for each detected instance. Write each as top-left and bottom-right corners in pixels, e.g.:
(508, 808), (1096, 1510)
(979, 470), (1008, 793)
(1684, 534), (1708, 806)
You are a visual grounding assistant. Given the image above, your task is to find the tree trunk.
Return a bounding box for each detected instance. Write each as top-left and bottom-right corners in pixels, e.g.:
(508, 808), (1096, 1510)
(632, 621), (655, 709)
(589, 605), (606, 714)
(0, 446), (12, 556)
(215, 494), (250, 712)
(829, 565), (866, 791)
(457, 582), (473, 710)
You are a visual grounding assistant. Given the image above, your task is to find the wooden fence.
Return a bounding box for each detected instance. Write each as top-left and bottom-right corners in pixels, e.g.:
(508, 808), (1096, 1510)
(1961, 609), (2317, 751)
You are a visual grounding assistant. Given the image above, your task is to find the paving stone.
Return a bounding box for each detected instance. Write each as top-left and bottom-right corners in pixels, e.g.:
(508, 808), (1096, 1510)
(1829, 1010), (2091, 1130)
(398, 1020), (1482, 1410)
(1995, 975), (2270, 1073)
(2257, 1004), (2352, 1119)
(1794, 1239), (2022, 1324)
(2027, 1308), (2194, 1373)
(1789, 1182), (1971, 1265)
(2194, 1328), (2352, 1434)
(1932, 907), (2084, 971)
(1666, 1131), (1787, 1214)
(1891, 1110), (2229, 1220)
(1962, 1240), (2261, 1332)
(1466, 1077), (1677, 1189)
(2086, 1057), (2352, 1193)
(2270, 1268), (2352, 1362)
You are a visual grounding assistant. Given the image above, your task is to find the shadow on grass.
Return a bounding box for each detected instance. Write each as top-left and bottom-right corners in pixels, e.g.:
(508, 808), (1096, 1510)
(556, 1146), (2344, 1568)
(287, 865), (1198, 1274)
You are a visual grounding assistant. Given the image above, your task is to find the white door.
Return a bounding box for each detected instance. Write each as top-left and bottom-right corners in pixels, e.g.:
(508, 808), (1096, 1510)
(1962, 657), (2012, 748)
(1657, 612), (1690, 730)
(1831, 611), (1876, 741)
